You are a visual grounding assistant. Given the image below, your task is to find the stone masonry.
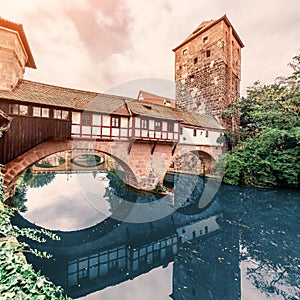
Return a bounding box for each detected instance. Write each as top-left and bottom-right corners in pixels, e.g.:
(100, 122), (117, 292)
(173, 15), (244, 132)
(0, 19), (35, 91)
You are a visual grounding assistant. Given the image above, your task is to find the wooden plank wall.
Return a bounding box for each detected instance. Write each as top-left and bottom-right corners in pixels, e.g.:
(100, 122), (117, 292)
(0, 112), (71, 165)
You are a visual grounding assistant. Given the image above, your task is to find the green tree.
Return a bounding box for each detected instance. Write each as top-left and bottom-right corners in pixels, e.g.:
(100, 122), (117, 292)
(217, 54), (300, 188)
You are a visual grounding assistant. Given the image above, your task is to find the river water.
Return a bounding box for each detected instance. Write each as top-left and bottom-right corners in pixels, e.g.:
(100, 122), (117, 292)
(10, 166), (300, 300)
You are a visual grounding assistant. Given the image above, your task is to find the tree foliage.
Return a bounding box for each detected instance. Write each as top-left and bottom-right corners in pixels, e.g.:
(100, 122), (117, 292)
(217, 54), (300, 188)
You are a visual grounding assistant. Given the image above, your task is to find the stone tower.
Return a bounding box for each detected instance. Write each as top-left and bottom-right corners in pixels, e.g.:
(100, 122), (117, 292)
(173, 15), (244, 132)
(0, 18), (36, 91)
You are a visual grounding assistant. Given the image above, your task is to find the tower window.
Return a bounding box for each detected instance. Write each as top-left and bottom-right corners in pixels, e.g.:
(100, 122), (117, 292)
(190, 75), (195, 82)
(182, 49), (187, 55)
(206, 50), (211, 58)
(203, 36), (208, 43)
(194, 57), (198, 64)
(193, 129), (197, 136)
(206, 130), (209, 137)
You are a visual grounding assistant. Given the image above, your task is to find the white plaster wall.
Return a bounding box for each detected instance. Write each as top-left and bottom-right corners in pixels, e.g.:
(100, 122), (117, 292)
(180, 127), (222, 146)
(176, 215), (220, 244)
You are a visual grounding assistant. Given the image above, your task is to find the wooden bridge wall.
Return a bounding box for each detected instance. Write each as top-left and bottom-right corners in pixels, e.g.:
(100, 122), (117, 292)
(0, 113), (71, 165)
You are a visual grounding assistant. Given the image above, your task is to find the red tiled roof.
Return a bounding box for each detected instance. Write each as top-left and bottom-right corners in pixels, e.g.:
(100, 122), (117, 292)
(173, 14), (244, 51)
(0, 79), (133, 115)
(0, 17), (36, 68)
(180, 110), (224, 130)
(137, 90), (176, 108)
(0, 79), (223, 129)
(127, 100), (181, 121)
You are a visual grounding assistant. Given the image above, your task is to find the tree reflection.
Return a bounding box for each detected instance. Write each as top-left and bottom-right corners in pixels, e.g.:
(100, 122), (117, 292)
(23, 167), (56, 188)
(9, 167), (56, 212)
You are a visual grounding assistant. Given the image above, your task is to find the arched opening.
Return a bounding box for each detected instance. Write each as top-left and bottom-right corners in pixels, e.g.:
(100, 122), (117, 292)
(1, 140), (138, 198)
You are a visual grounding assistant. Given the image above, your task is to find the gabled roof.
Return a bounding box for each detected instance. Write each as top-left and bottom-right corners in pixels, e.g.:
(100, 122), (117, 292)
(173, 14), (244, 52)
(127, 100), (180, 121)
(0, 17), (36, 68)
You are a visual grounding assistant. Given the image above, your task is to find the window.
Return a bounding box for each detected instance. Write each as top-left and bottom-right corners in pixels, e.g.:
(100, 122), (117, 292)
(141, 119), (148, 130)
(194, 57), (198, 64)
(206, 50), (211, 58)
(111, 116), (120, 128)
(193, 129), (197, 136)
(33, 107), (49, 118)
(180, 127), (183, 135)
(205, 226), (208, 234)
(9, 104), (18, 114)
(206, 130), (209, 137)
(203, 36), (208, 43)
(167, 122), (173, 133)
(155, 121), (161, 131)
(81, 114), (92, 126)
(54, 109), (61, 119)
(19, 105), (28, 115)
(33, 107), (41, 117)
(9, 104), (28, 115)
(182, 48), (187, 55)
(54, 109), (69, 120)
(62, 110), (69, 119)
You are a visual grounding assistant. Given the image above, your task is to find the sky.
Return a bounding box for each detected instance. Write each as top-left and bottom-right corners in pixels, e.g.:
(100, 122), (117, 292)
(0, 0), (299, 98)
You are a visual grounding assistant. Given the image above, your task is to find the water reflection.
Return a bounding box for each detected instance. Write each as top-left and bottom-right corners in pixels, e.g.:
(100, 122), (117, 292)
(10, 168), (300, 300)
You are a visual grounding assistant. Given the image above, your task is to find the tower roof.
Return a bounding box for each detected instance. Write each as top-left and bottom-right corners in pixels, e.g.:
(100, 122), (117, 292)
(0, 17), (36, 69)
(173, 14), (244, 52)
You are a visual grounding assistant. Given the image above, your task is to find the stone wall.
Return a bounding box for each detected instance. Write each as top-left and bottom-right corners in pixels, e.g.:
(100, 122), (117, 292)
(0, 27), (27, 91)
(174, 19), (242, 132)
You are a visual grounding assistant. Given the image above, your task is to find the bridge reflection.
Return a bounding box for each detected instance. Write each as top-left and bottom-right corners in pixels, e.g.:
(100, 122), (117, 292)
(12, 196), (240, 299)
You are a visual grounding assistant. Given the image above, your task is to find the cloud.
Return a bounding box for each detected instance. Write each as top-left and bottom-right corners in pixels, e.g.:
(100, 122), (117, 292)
(0, 0), (299, 95)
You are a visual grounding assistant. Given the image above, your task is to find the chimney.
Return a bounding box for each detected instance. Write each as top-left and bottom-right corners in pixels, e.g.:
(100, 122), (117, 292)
(0, 18), (36, 91)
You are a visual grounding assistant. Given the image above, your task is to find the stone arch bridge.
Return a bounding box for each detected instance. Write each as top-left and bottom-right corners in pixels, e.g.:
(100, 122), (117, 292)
(1, 137), (222, 195)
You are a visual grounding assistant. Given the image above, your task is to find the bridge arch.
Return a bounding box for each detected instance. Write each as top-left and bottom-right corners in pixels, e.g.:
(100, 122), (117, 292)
(169, 147), (217, 177)
(1, 138), (138, 196)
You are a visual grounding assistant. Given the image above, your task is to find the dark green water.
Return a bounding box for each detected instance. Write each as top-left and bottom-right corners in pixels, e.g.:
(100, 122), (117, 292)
(10, 170), (300, 300)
